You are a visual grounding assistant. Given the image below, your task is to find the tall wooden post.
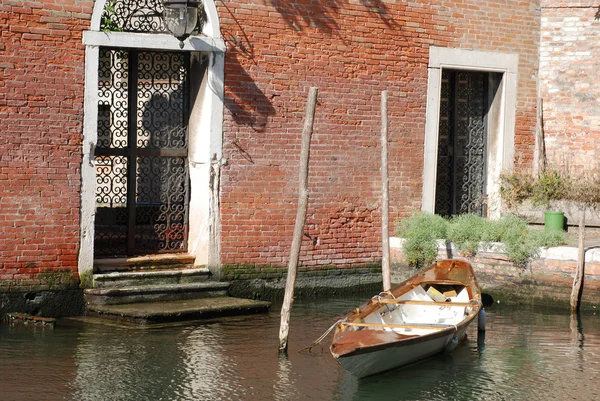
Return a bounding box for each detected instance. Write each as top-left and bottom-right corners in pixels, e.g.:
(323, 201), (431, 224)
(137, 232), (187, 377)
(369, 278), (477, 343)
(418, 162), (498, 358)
(380, 91), (391, 291)
(279, 87), (318, 354)
(570, 210), (586, 313)
(534, 97), (547, 175)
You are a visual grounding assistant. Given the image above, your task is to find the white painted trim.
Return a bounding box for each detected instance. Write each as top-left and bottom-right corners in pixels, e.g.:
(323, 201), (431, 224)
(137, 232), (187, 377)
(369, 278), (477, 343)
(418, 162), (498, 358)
(187, 52), (225, 266)
(202, 0), (221, 38)
(78, 45), (100, 275)
(422, 67), (442, 213)
(83, 31), (225, 53)
(428, 47), (519, 73)
(90, 0), (106, 31)
(422, 47), (519, 217)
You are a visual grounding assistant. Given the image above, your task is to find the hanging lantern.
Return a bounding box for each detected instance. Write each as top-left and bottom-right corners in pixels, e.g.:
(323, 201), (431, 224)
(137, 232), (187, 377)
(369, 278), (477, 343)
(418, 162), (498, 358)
(162, 0), (200, 48)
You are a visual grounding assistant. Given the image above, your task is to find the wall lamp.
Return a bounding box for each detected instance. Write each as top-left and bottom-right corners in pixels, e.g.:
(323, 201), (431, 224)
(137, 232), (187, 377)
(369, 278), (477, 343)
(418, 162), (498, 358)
(162, 0), (201, 48)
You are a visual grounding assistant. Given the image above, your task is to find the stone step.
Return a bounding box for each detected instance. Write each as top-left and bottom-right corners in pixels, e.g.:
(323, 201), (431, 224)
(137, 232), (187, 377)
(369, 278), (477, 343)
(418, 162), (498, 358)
(94, 253), (196, 273)
(84, 281), (229, 306)
(85, 297), (271, 325)
(93, 267), (212, 289)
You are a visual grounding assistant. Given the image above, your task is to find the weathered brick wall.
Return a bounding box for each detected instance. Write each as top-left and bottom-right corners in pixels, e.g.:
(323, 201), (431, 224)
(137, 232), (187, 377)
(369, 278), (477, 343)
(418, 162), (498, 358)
(540, 0), (600, 170)
(218, 0), (540, 269)
(0, 0), (543, 287)
(0, 0), (92, 290)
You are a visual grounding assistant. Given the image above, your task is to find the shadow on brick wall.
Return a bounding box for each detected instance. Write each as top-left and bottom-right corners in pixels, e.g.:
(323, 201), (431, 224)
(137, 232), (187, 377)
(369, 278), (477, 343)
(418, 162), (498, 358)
(224, 55), (276, 133)
(265, 0), (401, 31)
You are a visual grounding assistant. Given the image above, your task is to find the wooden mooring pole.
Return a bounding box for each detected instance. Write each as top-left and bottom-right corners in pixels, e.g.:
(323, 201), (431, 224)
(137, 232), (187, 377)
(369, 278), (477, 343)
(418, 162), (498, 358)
(570, 210), (586, 313)
(381, 91), (391, 291)
(279, 87), (318, 355)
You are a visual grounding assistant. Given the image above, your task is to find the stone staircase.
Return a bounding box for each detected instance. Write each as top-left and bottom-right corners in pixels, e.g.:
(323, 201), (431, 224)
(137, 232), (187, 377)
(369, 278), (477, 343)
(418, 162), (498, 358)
(84, 254), (270, 325)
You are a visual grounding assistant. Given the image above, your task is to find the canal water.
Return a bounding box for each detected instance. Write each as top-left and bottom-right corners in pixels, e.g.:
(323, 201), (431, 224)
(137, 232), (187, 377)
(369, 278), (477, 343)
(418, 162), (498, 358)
(1, 296), (600, 401)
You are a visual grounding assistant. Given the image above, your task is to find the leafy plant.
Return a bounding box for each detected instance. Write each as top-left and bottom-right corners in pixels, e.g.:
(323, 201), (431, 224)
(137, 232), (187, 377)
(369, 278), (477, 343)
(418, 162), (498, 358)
(481, 214), (525, 242)
(396, 212), (565, 268)
(500, 171), (533, 209)
(500, 167), (569, 210)
(100, 0), (123, 33)
(447, 214), (489, 255)
(530, 169), (567, 208)
(397, 212), (448, 268)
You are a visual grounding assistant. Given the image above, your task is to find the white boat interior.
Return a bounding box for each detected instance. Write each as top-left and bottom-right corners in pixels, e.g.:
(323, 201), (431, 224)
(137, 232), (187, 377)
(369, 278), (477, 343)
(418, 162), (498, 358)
(348, 283), (475, 336)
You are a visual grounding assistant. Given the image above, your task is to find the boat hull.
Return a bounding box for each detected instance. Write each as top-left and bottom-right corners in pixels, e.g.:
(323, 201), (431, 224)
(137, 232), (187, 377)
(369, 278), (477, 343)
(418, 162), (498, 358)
(334, 324), (470, 378)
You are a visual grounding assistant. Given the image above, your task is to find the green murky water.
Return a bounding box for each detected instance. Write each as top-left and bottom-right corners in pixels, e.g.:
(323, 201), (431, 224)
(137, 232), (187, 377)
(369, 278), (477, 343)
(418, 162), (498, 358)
(1, 297), (600, 401)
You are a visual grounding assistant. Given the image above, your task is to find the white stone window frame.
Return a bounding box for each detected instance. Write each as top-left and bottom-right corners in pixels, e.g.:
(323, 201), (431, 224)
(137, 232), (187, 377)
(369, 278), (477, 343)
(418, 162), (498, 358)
(421, 46), (519, 219)
(79, 0), (225, 274)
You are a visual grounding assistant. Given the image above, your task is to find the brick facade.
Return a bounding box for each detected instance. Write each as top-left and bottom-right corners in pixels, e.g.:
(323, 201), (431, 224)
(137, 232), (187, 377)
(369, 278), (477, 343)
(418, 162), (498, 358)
(0, 0), (92, 290)
(8, 0), (598, 296)
(218, 0), (540, 269)
(540, 0), (600, 171)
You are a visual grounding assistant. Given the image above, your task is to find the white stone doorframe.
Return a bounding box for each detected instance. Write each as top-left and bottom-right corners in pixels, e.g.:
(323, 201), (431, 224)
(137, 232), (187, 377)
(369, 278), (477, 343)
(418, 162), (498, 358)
(78, 0), (225, 276)
(421, 46), (519, 219)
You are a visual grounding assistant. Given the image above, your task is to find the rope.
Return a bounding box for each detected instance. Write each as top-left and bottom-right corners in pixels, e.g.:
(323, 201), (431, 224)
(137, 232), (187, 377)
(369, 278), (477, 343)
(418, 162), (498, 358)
(298, 319), (343, 353)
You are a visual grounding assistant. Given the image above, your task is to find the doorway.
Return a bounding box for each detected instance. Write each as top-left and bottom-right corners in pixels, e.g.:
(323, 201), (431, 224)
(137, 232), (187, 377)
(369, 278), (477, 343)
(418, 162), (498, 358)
(434, 69), (502, 217)
(94, 48), (190, 257)
(421, 47), (518, 219)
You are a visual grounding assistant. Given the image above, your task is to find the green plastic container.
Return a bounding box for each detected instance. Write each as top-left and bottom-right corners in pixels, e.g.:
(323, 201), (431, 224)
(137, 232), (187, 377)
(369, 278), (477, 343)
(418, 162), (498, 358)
(544, 211), (565, 232)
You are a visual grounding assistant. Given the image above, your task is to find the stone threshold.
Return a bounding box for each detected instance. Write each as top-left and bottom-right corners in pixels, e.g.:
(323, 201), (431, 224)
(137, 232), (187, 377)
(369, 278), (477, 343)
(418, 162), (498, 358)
(85, 297), (271, 326)
(93, 267), (210, 281)
(94, 253), (197, 272)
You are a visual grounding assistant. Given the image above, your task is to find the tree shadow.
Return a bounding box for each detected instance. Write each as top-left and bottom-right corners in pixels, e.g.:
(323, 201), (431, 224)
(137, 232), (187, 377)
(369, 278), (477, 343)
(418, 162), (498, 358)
(358, 0), (402, 29)
(264, 0), (341, 32)
(264, 0), (400, 31)
(219, 0), (257, 63)
(596, 6), (600, 20)
(224, 55), (276, 133)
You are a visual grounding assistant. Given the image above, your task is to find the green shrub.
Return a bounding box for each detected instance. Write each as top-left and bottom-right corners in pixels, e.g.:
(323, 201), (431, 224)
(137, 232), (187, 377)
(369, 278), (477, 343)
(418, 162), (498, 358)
(397, 212), (448, 268)
(397, 212), (566, 268)
(499, 223), (537, 266)
(529, 229), (566, 249)
(500, 171), (534, 209)
(530, 169), (567, 208)
(402, 230), (439, 269)
(447, 214), (488, 255)
(397, 212), (448, 239)
(481, 214), (528, 243)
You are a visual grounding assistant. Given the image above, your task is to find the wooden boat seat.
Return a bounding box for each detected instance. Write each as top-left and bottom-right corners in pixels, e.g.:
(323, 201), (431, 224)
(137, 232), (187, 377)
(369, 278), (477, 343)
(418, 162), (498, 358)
(341, 321), (455, 331)
(377, 299), (474, 307)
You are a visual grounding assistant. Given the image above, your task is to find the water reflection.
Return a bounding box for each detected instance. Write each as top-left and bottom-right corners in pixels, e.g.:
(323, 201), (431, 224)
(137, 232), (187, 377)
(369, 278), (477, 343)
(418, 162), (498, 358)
(1, 300), (600, 400)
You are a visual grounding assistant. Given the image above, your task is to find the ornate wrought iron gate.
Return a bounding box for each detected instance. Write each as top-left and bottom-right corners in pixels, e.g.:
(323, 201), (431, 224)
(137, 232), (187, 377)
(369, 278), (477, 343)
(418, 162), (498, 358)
(435, 70), (488, 217)
(94, 48), (190, 257)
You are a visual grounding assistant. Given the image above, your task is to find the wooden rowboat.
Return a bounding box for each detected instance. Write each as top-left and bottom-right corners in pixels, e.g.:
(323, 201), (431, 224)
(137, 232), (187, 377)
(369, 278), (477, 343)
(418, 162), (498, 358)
(330, 259), (482, 378)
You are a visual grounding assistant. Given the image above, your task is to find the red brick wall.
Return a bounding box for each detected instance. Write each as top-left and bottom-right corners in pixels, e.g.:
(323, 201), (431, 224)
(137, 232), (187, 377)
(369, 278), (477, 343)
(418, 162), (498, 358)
(540, 0), (600, 171)
(218, 0), (540, 269)
(0, 0), (92, 288)
(0, 0), (543, 283)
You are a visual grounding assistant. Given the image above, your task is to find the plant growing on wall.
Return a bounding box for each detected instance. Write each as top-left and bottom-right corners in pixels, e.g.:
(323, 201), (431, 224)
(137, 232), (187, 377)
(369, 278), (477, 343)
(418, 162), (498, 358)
(397, 213), (564, 268)
(500, 165), (600, 312)
(500, 167), (568, 210)
(447, 214), (489, 256)
(100, 0), (123, 32)
(396, 212), (448, 269)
